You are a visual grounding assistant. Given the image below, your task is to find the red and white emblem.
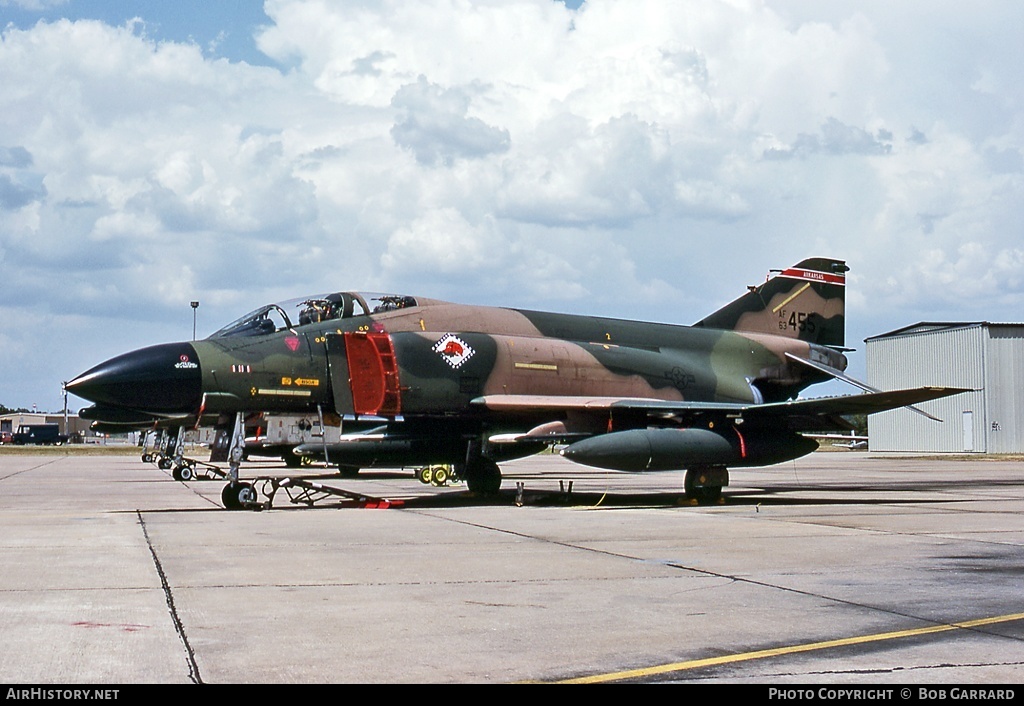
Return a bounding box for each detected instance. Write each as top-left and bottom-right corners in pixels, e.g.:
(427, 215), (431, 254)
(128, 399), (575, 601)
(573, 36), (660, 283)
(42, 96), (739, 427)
(433, 334), (475, 369)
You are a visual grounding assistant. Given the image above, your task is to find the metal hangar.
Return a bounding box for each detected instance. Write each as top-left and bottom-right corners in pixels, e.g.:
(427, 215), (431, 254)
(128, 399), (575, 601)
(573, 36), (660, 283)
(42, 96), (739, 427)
(866, 322), (1024, 453)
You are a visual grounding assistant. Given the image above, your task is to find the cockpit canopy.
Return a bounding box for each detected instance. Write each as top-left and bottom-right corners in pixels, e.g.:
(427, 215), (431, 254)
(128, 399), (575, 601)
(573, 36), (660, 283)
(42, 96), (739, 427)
(210, 292), (418, 338)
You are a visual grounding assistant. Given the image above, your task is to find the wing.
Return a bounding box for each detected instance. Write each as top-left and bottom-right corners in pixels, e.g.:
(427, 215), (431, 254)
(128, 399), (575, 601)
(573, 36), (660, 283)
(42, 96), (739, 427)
(474, 386), (970, 472)
(474, 386), (969, 433)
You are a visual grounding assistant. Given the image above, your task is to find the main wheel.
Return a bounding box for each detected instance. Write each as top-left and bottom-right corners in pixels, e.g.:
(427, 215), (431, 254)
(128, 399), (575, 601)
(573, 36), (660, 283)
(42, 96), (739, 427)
(336, 465), (360, 478)
(465, 458), (501, 496)
(684, 469), (724, 505)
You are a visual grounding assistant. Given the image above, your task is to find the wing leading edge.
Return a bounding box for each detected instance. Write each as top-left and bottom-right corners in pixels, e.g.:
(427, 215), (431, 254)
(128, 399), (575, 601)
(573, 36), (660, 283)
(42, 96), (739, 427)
(474, 385), (969, 429)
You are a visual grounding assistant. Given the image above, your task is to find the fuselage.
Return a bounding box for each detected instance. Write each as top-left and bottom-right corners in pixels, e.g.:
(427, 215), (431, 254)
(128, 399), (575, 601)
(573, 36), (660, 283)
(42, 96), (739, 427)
(67, 291), (848, 429)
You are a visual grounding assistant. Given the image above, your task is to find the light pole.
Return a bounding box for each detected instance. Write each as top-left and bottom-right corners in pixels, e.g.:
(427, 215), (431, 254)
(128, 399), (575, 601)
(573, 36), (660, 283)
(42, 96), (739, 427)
(191, 301), (200, 341)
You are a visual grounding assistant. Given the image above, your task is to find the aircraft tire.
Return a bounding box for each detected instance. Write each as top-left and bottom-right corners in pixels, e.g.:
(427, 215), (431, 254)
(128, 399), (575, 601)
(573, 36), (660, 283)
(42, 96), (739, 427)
(158, 458), (173, 470)
(684, 469), (723, 505)
(466, 459), (501, 496)
(336, 465), (360, 478)
(178, 464), (194, 482)
(687, 485), (722, 504)
(417, 466), (434, 484)
(432, 466), (449, 486)
(221, 482), (256, 510)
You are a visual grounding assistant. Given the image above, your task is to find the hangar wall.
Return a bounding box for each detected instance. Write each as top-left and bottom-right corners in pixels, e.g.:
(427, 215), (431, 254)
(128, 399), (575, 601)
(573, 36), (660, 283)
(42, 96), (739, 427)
(986, 327), (1024, 453)
(866, 323), (1024, 453)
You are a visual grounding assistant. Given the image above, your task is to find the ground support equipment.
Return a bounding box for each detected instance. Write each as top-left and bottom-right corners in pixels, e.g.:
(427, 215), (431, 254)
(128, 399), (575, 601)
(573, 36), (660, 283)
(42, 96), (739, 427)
(248, 476), (405, 510)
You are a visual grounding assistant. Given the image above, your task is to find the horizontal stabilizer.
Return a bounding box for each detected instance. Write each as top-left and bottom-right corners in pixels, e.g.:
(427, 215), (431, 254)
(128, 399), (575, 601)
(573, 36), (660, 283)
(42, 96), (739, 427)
(785, 352), (876, 393)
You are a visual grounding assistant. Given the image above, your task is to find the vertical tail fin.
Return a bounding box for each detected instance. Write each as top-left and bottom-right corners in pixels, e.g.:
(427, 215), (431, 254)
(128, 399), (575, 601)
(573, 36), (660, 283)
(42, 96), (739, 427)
(693, 257), (848, 348)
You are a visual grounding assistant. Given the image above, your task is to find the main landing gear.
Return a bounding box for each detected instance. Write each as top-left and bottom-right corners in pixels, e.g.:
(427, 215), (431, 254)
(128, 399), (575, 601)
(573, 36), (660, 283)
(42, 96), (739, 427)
(144, 428), (225, 482)
(461, 444), (503, 496)
(683, 465), (728, 505)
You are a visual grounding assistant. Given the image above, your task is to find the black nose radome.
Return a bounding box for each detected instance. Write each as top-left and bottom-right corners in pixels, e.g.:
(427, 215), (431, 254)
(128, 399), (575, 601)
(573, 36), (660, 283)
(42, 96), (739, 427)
(66, 342), (203, 415)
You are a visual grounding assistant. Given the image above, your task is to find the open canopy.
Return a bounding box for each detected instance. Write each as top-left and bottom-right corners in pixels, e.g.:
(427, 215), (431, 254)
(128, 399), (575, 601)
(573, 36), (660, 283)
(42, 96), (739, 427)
(210, 292), (418, 338)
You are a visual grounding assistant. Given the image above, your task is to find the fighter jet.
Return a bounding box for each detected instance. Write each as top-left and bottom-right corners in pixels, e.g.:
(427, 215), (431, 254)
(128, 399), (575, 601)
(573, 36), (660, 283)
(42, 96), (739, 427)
(66, 257), (967, 508)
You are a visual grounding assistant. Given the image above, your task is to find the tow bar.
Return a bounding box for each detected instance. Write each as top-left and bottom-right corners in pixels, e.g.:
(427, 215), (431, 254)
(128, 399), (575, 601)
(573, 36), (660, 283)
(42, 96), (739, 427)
(246, 477), (405, 510)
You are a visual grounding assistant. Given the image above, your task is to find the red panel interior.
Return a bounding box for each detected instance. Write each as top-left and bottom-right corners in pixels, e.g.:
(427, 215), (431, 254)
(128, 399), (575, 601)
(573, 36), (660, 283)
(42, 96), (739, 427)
(344, 332), (401, 416)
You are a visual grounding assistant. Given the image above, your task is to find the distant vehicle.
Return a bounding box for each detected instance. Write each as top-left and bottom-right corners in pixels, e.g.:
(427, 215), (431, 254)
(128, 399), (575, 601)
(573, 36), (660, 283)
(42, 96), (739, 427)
(806, 432), (869, 450)
(12, 424), (69, 446)
(0, 431), (12, 444)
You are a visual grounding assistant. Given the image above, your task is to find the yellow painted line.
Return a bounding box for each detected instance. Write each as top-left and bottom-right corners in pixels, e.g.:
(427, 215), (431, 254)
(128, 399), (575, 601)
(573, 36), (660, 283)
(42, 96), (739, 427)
(772, 282), (811, 313)
(556, 611), (1024, 684)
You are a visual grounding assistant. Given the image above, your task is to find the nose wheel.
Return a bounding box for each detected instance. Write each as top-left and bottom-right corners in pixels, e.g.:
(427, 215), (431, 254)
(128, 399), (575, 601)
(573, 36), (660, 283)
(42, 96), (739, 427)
(222, 482), (257, 510)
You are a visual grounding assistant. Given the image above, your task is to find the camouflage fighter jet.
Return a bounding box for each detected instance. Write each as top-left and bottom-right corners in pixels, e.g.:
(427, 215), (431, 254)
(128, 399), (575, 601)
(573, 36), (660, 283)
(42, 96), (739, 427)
(66, 257), (967, 508)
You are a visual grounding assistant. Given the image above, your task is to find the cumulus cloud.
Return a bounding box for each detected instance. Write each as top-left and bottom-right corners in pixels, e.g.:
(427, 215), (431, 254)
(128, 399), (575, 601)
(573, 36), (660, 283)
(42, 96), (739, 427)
(497, 113), (675, 226)
(0, 0), (1022, 408)
(382, 207), (504, 274)
(763, 117), (893, 159)
(391, 76), (511, 166)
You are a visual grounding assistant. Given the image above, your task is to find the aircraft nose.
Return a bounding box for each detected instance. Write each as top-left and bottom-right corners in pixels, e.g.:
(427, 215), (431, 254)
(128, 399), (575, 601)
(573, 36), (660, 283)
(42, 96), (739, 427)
(66, 342), (203, 414)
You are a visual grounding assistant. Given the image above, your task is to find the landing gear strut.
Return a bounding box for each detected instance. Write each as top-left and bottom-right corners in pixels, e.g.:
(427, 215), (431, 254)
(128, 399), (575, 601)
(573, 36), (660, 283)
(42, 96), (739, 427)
(221, 411), (254, 510)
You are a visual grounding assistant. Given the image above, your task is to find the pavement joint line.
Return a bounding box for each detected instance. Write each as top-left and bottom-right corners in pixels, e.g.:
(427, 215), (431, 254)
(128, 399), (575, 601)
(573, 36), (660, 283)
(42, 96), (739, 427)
(137, 510), (204, 684)
(0, 457), (64, 481)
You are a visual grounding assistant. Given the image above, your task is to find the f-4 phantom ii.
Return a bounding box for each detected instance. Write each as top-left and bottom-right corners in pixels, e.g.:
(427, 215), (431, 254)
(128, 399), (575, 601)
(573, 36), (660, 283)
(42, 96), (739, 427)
(66, 257), (967, 508)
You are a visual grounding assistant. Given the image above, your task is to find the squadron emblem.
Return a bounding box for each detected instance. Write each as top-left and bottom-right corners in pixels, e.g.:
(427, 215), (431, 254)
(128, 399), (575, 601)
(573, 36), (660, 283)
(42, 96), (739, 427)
(433, 334), (475, 369)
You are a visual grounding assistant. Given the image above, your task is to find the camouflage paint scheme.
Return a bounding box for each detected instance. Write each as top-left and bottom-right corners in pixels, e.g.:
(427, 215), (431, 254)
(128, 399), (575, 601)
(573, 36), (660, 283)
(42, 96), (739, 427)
(67, 257), (966, 504)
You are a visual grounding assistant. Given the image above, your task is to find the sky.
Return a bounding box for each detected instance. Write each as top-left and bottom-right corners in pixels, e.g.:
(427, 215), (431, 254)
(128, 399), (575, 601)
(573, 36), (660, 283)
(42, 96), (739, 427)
(1, 0), (1021, 413)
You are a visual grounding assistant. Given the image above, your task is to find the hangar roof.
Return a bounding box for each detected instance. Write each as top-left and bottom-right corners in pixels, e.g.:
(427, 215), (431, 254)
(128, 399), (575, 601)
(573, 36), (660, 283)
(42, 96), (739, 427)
(865, 321), (1024, 342)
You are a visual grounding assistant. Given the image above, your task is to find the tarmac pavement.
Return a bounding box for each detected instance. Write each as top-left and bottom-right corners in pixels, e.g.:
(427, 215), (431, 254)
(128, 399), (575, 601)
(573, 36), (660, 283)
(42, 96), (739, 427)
(1, 449), (1023, 684)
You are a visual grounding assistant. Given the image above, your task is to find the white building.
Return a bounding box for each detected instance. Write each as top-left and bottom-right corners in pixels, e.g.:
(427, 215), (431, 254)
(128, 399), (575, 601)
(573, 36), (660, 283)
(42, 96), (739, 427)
(865, 322), (1024, 453)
